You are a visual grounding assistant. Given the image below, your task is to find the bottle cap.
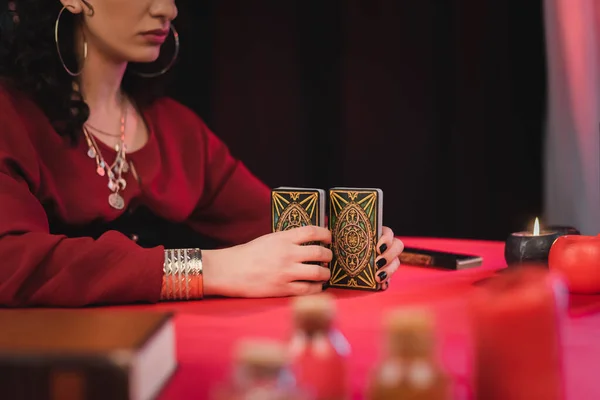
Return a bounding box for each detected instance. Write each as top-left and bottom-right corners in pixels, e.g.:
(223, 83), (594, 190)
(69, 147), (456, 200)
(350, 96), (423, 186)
(384, 307), (435, 358)
(235, 338), (289, 369)
(292, 293), (336, 332)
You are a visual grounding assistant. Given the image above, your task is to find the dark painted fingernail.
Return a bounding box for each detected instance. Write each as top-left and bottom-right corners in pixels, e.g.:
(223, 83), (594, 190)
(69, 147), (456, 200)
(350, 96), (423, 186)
(378, 271), (387, 281)
(379, 243), (388, 253)
(322, 282), (329, 290)
(376, 258), (387, 269)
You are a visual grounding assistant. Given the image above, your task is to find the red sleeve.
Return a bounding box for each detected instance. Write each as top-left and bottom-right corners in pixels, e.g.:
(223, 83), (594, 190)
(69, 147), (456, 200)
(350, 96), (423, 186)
(186, 117), (272, 247)
(0, 89), (164, 307)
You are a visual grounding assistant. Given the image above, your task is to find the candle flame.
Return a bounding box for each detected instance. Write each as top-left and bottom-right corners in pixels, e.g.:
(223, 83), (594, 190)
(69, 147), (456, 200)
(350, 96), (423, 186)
(533, 217), (540, 236)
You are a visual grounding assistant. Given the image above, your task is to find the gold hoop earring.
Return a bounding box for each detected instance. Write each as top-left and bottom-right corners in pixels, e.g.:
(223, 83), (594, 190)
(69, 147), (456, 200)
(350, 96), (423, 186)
(130, 25), (179, 78)
(54, 6), (87, 77)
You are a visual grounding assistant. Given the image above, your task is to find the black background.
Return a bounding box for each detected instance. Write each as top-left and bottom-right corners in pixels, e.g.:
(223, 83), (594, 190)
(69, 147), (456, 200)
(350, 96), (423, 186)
(168, 0), (547, 240)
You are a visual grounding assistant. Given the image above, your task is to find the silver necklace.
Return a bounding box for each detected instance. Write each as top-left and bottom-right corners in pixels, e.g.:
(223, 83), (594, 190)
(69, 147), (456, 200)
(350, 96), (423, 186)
(83, 103), (129, 210)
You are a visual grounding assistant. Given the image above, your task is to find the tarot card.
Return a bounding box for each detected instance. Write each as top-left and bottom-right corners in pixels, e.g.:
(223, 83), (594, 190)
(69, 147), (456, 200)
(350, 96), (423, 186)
(272, 187), (326, 266)
(271, 187), (326, 233)
(328, 187), (383, 291)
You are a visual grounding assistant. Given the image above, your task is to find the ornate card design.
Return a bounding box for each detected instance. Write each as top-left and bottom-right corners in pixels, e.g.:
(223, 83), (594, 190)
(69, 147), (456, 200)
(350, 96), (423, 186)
(271, 187), (325, 233)
(329, 188), (383, 291)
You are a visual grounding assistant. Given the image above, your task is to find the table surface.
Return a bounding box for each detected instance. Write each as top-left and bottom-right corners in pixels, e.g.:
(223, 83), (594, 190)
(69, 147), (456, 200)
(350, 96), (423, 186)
(121, 237), (600, 399)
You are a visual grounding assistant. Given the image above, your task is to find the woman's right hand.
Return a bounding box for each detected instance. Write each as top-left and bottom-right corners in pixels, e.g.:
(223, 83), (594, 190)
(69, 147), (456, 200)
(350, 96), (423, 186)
(202, 225), (333, 298)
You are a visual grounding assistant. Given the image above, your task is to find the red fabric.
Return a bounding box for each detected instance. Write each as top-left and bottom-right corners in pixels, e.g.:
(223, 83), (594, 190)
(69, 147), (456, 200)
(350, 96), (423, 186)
(102, 237), (600, 399)
(0, 86), (271, 307)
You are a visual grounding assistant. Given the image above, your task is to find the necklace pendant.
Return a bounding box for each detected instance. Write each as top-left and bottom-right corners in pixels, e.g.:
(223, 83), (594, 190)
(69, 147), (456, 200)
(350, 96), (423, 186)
(87, 148), (96, 158)
(96, 166), (105, 176)
(117, 178), (127, 190)
(108, 192), (125, 210)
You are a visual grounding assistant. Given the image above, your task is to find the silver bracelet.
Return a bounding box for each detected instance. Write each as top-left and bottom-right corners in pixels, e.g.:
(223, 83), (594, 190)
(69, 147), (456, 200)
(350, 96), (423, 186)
(160, 248), (203, 301)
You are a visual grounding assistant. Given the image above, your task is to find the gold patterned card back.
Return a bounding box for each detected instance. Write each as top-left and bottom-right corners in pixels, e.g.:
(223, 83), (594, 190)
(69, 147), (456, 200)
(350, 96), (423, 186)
(271, 187), (326, 232)
(329, 187), (383, 291)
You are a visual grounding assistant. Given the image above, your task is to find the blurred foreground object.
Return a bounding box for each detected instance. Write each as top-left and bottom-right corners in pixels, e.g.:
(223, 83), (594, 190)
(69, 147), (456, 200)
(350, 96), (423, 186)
(0, 310), (176, 400)
(289, 293), (351, 400)
(469, 267), (566, 400)
(366, 307), (449, 400)
(213, 338), (308, 400)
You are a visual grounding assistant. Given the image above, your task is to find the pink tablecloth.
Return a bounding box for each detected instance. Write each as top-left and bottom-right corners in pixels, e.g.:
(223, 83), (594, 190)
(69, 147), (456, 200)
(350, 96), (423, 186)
(121, 237), (600, 399)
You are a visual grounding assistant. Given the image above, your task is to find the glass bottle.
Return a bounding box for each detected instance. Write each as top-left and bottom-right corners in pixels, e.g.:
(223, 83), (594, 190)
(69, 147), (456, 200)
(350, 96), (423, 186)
(289, 293), (351, 400)
(367, 308), (449, 400)
(213, 338), (309, 400)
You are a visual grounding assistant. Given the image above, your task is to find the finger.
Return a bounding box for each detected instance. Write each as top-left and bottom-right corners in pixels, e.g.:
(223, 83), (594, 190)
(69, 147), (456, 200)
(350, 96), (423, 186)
(378, 280), (390, 291)
(293, 244), (333, 263)
(288, 263), (331, 282)
(377, 226), (395, 255)
(288, 281), (326, 296)
(282, 225), (332, 245)
(376, 257), (400, 284)
(375, 237), (404, 270)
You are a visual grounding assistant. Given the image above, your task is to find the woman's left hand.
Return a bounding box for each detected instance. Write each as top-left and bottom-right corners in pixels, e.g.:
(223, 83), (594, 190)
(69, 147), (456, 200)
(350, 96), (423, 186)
(375, 226), (404, 291)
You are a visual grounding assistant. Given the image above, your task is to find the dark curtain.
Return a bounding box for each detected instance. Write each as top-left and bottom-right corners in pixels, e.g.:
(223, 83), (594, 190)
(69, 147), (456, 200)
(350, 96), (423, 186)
(170, 0), (546, 240)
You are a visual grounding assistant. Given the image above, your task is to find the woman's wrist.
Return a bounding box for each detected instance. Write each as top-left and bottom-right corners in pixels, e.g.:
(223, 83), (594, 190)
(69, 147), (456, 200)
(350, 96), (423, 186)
(198, 249), (223, 297)
(160, 248), (204, 301)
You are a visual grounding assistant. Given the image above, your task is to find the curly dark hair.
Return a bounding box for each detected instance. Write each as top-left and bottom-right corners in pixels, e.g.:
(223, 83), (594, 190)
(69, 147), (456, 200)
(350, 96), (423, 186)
(0, 0), (178, 143)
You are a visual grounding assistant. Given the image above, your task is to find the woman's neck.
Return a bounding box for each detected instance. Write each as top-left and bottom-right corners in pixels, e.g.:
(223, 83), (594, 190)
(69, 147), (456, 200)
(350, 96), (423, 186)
(72, 27), (146, 150)
(79, 47), (128, 114)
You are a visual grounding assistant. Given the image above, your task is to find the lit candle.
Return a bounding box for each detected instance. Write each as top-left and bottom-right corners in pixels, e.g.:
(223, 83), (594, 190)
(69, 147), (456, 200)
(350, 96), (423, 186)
(504, 217), (561, 267)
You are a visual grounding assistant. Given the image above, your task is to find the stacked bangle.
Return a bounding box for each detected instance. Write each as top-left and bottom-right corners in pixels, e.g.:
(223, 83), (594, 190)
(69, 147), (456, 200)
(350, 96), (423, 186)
(160, 248), (203, 301)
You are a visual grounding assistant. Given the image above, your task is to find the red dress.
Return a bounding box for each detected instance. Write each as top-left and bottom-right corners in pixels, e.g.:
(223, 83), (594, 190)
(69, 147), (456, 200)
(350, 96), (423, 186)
(0, 86), (271, 307)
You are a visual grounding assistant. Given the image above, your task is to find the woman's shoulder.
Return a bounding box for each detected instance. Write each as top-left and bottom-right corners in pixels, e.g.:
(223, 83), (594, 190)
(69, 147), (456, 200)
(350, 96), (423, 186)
(147, 96), (211, 132)
(0, 81), (28, 115)
(145, 96), (235, 158)
(0, 82), (40, 142)
(0, 81), (47, 133)
(0, 82), (43, 182)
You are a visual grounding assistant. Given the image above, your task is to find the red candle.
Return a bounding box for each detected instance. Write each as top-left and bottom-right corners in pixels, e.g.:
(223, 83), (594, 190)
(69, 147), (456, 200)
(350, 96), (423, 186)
(468, 267), (566, 400)
(549, 235), (600, 294)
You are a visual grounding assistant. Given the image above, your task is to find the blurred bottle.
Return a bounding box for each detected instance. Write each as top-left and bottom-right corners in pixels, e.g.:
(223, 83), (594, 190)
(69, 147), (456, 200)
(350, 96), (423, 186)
(213, 338), (309, 400)
(289, 293), (351, 400)
(367, 308), (449, 400)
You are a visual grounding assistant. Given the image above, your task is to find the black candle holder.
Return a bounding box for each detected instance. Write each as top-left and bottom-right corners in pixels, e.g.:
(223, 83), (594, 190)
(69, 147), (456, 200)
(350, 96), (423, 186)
(504, 230), (560, 266)
(546, 225), (581, 236)
(504, 225), (580, 267)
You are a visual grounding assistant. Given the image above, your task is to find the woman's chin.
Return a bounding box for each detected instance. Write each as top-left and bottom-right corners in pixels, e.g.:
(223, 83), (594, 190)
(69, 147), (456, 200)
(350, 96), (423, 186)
(128, 48), (162, 64)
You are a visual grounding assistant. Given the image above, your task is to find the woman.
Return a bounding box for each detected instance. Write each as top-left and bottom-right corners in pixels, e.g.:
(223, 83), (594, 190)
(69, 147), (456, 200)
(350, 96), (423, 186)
(0, 0), (403, 306)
